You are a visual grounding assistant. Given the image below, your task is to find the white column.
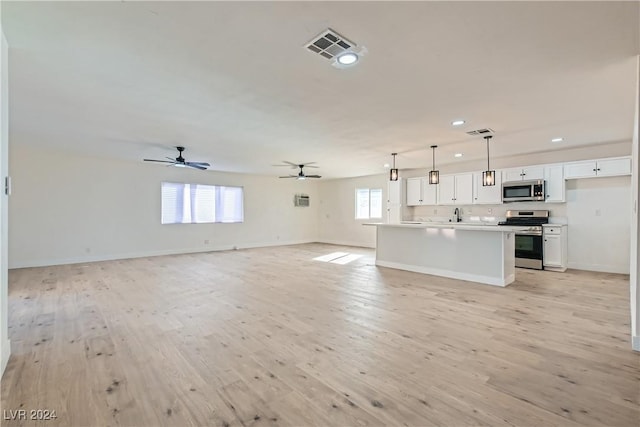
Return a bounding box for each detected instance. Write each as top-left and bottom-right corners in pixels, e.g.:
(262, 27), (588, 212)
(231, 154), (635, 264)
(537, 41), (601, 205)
(631, 55), (640, 351)
(0, 8), (10, 374)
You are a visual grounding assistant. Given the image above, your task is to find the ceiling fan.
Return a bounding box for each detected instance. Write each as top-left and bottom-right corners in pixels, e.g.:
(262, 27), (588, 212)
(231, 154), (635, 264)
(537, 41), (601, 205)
(277, 161), (321, 179)
(143, 146), (210, 170)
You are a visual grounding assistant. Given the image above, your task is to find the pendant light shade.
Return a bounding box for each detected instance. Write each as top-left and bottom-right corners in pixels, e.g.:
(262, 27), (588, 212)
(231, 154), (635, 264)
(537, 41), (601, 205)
(389, 153), (398, 181)
(429, 145), (439, 184)
(482, 135), (495, 186)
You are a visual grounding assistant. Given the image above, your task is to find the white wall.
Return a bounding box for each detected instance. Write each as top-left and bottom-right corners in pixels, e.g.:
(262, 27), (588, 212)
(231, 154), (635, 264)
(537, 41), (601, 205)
(0, 12), (10, 377)
(317, 174), (387, 248)
(9, 145), (319, 268)
(565, 176), (631, 274)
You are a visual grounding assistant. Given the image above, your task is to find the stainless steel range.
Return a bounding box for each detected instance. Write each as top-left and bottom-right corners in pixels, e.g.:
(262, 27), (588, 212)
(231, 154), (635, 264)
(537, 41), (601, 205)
(499, 210), (549, 270)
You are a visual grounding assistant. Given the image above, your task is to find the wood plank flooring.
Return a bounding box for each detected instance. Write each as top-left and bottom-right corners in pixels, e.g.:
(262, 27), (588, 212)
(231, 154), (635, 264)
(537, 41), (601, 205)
(1, 243), (639, 427)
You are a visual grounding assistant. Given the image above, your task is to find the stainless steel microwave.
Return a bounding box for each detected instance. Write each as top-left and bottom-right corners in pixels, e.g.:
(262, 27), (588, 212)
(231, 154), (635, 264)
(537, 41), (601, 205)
(502, 180), (545, 202)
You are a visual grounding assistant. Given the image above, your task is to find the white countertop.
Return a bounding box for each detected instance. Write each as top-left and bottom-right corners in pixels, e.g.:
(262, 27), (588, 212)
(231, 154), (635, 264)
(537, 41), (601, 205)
(364, 222), (527, 232)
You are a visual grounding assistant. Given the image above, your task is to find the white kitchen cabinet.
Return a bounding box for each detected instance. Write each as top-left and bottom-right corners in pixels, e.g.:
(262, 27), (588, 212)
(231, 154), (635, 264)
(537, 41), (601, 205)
(438, 174), (473, 205)
(406, 177), (437, 206)
(543, 225), (567, 272)
(473, 171), (502, 204)
(387, 178), (403, 223)
(543, 164), (565, 203)
(502, 166), (544, 182)
(564, 157), (631, 179)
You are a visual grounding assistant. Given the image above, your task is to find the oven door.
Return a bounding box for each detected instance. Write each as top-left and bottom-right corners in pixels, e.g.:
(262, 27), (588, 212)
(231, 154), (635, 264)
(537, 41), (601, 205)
(514, 232), (543, 269)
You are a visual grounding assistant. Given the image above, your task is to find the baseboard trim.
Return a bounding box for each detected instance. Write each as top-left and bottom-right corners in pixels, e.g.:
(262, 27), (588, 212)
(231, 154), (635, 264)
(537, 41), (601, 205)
(567, 262), (630, 275)
(1, 338), (10, 378)
(9, 239), (317, 269)
(315, 239), (375, 249)
(375, 260), (513, 287)
(633, 335), (640, 352)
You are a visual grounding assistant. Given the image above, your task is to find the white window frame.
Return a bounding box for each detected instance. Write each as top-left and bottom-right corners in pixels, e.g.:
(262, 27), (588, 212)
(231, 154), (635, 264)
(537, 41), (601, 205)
(355, 188), (383, 220)
(161, 182), (244, 224)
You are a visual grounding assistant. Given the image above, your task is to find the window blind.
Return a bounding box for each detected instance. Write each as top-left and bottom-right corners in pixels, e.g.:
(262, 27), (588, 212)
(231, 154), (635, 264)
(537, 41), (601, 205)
(161, 182), (243, 224)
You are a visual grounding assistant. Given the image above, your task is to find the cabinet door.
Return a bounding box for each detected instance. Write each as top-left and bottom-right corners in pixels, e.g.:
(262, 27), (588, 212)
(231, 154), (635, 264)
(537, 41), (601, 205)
(544, 164), (565, 203)
(406, 178), (422, 206)
(473, 171), (502, 204)
(421, 178), (438, 205)
(543, 235), (562, 267)
(522, 166), (544, 181)
(438, 175), (456, 205)
(454, 174), (473, 205)
(597, 158), (631, 177)
(502, 168), (524, 182)
(388, 179), (402, 205)
(387, 204), (401, 224)
(564, 161), (597, 179)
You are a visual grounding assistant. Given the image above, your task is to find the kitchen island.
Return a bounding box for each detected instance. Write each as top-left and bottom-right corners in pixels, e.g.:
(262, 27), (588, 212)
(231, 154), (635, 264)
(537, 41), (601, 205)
(365, 222), (521, 287)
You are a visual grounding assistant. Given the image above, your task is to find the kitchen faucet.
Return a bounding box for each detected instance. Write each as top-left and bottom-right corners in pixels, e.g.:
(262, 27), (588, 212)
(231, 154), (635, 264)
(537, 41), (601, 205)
(454, 208), (461, 222)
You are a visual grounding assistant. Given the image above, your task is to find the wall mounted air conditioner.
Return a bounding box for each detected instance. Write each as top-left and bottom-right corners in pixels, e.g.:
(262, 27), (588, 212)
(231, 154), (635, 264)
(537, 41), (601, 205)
(294, 194), (310, 207)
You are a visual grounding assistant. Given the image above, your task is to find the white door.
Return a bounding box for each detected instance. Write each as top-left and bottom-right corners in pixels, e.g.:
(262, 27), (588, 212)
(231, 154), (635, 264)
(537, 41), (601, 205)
(544, 165), (565, 203)
(502, 168), (524, 182)
(454, 174), (473, 205)
(522, 166), (544, 181)
(421, 178), (438, 205)
(597, 158), (632, 177)
(473, 172), (502, 204)
(564, 161), (597, 179)
(544, 235), (562, 267)
(406, 178), (422, 206)
(438, 175), (456, 205)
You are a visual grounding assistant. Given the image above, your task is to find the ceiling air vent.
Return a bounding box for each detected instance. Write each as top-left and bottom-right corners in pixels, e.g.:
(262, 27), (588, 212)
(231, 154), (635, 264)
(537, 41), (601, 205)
(305, 28), (366, 68)
(466, 128), (494, 136)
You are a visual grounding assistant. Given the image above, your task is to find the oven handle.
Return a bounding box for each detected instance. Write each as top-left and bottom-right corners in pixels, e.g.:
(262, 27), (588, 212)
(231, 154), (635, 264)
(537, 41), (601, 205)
(515, 230), (543, 236)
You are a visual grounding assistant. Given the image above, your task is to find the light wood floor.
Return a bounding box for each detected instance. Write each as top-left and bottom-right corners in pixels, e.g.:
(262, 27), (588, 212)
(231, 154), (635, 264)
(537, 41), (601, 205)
(1, 243), (639, 427)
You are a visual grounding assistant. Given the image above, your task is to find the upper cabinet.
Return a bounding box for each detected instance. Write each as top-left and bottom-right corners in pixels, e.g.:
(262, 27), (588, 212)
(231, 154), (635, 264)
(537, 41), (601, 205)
(502, 166), (544, 182)
(438, 174), (473, 206)
(406, 177), (437, 206)
(564, 157), (631, 179)
(543, 164), (565, 203)
(473, 171), (502, 204)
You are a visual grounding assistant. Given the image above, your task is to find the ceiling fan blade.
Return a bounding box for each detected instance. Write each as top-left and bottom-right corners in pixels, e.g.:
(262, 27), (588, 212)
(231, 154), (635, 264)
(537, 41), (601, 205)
(186, 164), (207, 170)
(144, 159), (175, 164)
(282, 160), (298, 167)
(301, 162), (317, 166)
(305, 175), (322, 178)
(279, 175), (296, 178)
(302, 165), (319, 168)
(186, 162), (210, 167)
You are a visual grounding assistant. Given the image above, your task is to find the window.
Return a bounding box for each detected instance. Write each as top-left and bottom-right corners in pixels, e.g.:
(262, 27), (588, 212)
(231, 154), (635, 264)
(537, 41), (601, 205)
(161, 182), (244, 224)
(355, 188), (382, 219)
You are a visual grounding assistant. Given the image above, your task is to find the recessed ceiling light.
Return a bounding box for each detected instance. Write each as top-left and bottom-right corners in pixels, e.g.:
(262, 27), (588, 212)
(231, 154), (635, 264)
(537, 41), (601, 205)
(454, 153), (463, 158)
(336, 52), (358, 65)
(451, 120), (465, 126)
(551, 137), (564, 142)
(383, 163), (390, 168)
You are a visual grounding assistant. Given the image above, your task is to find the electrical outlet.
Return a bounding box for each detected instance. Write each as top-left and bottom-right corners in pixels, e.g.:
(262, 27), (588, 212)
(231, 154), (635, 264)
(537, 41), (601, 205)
(595, 209), (601, 216)
(487, 208), (492, 214)
(204, 239), (210, 245)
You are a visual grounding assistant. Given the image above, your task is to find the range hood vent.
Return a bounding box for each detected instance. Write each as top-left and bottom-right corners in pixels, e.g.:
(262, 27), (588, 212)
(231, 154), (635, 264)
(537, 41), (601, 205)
(466, 128), (494, 136)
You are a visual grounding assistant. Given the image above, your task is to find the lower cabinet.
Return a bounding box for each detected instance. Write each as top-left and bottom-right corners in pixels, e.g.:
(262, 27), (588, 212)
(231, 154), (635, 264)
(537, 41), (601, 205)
(543, 225), (567, 272)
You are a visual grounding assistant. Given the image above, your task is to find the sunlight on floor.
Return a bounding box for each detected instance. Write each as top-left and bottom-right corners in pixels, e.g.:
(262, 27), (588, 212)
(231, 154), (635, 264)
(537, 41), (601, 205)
(312, 252), (363, 265)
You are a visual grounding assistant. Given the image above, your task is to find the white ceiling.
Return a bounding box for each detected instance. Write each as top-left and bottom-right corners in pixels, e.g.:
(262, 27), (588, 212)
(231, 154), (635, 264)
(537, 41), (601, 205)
(3, 1), (639, 178)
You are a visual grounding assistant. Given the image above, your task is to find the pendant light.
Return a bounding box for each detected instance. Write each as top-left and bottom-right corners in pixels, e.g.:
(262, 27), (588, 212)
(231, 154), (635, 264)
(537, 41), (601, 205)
(389, 153), (399, 181)
(428, 145), (439, 184)
(482, 135), (496, 186)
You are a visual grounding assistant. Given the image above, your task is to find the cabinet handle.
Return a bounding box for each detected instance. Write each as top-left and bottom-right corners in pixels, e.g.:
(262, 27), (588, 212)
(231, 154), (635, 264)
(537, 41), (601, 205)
(597, 168), (601, 171)
(593, 168), (597, 172)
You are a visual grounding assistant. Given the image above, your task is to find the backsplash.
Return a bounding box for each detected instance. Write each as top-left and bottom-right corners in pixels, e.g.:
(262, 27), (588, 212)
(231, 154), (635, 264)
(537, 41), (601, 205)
(409, 201), (568, 224)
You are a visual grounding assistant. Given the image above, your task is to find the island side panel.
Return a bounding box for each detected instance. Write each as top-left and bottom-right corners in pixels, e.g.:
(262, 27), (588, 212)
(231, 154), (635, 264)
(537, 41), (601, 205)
(375, 226), (514, 286)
